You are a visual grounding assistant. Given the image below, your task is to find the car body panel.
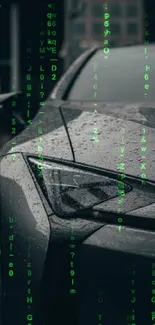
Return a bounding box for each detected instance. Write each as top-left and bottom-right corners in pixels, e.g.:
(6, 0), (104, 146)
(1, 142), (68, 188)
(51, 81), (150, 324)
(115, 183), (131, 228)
(0, 153), (50, 323)
(0, 100), (74, 161)
(65, 45), (155, 102)
(1, 45), (155, 324)
(0, 153), (105, 324)
(60, 100), (155, 216)
(1, 99), (155, 218)
(60, 101), (155, 181)
(50, 45), (155, 102)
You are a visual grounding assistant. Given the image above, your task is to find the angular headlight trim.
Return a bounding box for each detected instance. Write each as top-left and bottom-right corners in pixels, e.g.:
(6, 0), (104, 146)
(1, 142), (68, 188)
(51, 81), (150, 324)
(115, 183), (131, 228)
(27, 157), (132, 218)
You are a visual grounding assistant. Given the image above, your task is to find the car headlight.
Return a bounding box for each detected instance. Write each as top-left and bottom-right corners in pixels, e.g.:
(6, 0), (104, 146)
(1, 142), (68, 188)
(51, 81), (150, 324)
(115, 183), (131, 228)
(28, 157), (132, 218)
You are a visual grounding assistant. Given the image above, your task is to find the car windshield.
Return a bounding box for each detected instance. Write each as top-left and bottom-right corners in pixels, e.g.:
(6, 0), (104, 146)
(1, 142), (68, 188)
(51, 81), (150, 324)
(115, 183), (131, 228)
(66, 45), (155, 102)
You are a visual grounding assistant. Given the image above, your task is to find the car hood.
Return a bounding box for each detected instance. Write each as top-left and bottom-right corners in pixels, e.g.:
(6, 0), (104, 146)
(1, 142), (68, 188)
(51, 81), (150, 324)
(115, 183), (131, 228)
(0, 100), (74, 161)
(59, 100), (155, 177)
(1, 99), (155, 181)
(1, 99), (155, 217)
(60, 100), (155, 216)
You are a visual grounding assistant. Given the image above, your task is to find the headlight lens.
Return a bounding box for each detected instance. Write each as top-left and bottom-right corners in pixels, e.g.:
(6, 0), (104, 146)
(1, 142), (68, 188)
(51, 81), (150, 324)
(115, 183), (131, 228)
(28, 157), (132, 217)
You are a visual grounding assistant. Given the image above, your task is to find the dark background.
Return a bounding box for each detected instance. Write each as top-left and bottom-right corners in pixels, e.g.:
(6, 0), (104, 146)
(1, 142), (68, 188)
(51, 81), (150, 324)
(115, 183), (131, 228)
(0, 2), (64, 96)
(145, 0), (155, 42)
(19, 2), (64, 90)
(0, 1), (155, 96)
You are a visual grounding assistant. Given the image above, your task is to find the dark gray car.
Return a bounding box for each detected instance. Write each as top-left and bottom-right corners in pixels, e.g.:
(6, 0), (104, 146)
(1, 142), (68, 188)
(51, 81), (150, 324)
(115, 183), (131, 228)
(0, 45), (155, 325)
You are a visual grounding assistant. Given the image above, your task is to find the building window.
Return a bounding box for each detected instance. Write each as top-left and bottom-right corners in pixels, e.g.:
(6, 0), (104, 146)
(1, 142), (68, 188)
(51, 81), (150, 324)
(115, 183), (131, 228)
(110, 23), (121, 35)
(126, 5), (138, 17)
(73, 23), (85, 35)
(110, 4), (121, 17)
(127, 23), (138, 35)
(92, 23), (103, 35)
(91, 4), (104, 17)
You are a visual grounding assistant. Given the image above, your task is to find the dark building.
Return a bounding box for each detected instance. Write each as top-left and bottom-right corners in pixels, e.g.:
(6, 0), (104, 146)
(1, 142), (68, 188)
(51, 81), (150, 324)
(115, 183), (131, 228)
(144, 0), (155, 43)
(0, 5), (11, 93)
(0, 2), (64, 96)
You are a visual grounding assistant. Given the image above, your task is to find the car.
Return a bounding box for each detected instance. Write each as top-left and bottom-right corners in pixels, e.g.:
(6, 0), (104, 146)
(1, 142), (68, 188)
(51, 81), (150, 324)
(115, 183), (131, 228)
(0, 45), (155, 325)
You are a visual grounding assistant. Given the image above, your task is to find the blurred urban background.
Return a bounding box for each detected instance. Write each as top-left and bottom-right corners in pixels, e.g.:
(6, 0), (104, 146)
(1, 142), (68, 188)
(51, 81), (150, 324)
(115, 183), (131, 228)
(0, 0), (154, 96)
